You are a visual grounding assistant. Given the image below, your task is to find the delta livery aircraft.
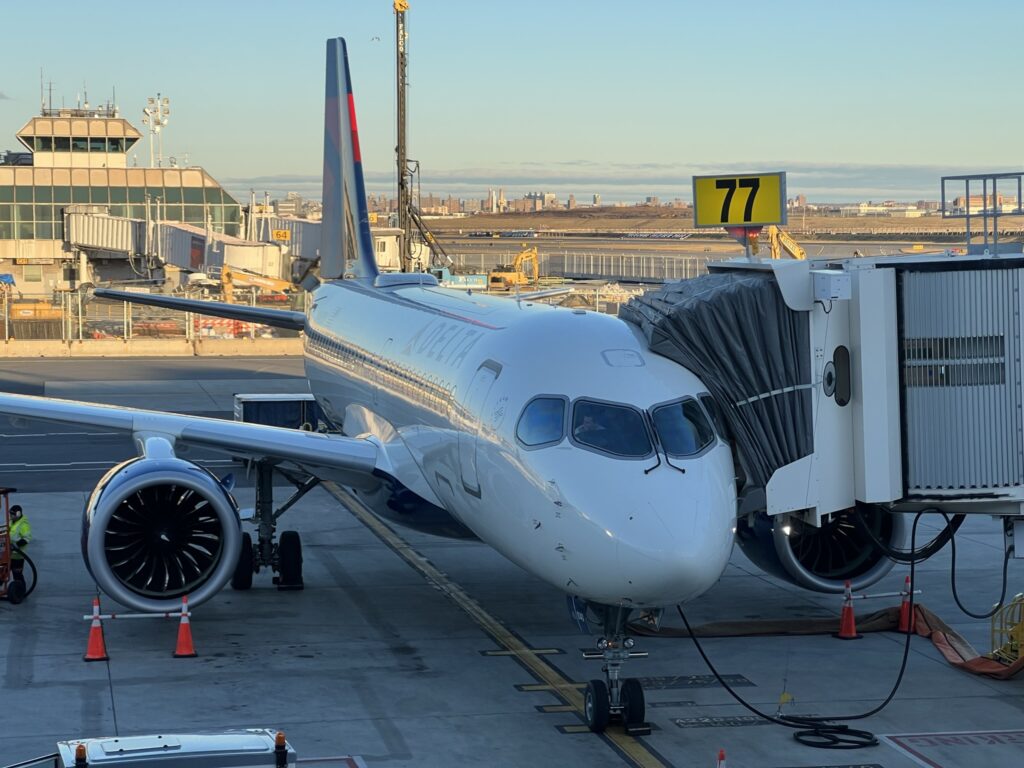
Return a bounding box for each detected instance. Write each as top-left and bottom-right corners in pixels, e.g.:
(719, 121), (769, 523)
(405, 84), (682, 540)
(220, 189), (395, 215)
(0, 39), (884, 731)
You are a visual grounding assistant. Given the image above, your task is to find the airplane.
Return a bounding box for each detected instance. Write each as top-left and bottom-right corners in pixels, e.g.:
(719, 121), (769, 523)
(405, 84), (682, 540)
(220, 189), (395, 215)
(0, 38), (900, 733)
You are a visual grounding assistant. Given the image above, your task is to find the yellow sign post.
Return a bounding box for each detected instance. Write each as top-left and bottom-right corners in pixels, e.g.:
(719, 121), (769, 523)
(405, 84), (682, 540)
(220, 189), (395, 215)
(271, 229), (291, 242)
(692, 171), (787, 228)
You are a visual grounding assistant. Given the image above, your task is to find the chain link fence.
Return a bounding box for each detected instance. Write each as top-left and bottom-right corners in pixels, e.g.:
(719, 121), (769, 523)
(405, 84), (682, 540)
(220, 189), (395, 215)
(1, 290), (306, 342)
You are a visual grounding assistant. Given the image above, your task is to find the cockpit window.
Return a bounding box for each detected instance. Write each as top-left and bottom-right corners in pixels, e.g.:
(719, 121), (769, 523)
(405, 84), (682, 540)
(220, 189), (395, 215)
(516, 397), (566, 447)
(572, 400), (653, 458)
(698, 393), (728, 439)
(652, 398), (716, 457)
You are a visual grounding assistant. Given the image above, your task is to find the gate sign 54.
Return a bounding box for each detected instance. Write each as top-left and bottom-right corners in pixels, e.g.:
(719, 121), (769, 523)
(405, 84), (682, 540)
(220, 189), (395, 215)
(692, 171), (787, 228)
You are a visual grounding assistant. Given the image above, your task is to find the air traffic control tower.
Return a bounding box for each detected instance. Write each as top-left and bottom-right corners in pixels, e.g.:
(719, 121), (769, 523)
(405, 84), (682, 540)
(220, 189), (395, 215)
(0, 102), (242, 289)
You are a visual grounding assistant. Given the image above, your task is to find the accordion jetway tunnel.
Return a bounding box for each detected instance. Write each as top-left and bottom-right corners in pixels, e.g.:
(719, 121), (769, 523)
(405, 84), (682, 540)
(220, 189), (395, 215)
(621, 251), (1024, 596)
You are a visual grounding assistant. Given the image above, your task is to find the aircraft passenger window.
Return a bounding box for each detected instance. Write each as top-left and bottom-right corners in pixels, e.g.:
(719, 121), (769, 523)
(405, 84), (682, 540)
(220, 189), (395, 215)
(652, 399), (715, 457)
(516, 397), (565, 447)
(572, 400), (652, 458)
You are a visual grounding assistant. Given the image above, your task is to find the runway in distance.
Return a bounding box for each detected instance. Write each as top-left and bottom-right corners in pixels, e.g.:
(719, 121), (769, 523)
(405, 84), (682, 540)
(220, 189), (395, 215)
(0, 38), (888, 731)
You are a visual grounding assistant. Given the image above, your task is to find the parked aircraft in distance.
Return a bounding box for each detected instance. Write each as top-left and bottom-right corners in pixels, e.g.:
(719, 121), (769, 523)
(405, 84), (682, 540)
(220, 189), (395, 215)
(0, 38), (899, 732)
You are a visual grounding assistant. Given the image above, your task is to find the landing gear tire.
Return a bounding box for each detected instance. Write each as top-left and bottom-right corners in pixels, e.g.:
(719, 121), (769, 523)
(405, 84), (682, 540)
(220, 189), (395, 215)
(585, 679), (610, 733)
(231, 532), (254, 590)
(620, 678), (645, 726)
(277, 530), (304, 591)
(6, 579), (27, 604)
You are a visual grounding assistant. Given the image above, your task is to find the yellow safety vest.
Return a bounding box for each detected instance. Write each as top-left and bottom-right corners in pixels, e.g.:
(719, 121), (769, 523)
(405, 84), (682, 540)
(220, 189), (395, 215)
(10, 515), (31, 560)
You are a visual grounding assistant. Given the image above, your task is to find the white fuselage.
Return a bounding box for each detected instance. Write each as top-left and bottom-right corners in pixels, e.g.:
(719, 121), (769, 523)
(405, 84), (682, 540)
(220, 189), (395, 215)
(303, 278), (736, 609)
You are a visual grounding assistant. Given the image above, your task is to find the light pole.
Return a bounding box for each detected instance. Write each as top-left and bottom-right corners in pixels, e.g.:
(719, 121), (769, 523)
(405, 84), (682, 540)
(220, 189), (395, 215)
(142, 94), (170, 168)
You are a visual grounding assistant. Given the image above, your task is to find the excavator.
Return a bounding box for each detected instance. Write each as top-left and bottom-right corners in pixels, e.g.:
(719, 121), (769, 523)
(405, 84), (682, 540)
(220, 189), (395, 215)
(763, 225), (806, 260)
(220, 265), (296, 304)
(488, 244), (540, 291)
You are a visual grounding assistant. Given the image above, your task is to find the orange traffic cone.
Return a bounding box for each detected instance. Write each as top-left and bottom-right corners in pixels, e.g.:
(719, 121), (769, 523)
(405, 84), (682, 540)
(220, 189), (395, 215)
(83, 597), (109, 662)
(834, 580), (862, 640)
(716, 749), (726, 767)
(173, 595), (198, 658)
(898, 575), (916, 634)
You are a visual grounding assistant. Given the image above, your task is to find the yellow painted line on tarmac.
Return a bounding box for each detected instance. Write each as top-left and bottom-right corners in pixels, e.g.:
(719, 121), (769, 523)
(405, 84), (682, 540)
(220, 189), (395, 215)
(324, 482), (671, 768)
(519, 682), (586, 692)
(559, 725), (592, 735)
(483, 648), (562, 656)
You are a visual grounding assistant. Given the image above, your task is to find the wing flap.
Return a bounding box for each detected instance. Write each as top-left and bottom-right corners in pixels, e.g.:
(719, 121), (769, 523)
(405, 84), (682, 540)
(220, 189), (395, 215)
(94, 289), (307, 331)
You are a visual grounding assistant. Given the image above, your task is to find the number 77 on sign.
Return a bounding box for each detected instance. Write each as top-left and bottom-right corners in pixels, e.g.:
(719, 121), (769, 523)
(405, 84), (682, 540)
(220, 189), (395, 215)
(692, 171), (787, 228)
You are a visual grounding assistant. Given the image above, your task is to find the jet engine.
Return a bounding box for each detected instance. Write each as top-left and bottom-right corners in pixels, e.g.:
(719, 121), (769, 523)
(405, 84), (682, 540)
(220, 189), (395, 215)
(82, 457), (242, 612)
(735, 505), (904, 593)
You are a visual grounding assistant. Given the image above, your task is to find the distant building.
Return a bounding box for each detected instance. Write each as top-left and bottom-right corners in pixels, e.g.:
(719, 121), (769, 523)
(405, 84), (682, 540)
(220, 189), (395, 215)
(949, 194), (1018, 214)
(593, 193), (601, 206)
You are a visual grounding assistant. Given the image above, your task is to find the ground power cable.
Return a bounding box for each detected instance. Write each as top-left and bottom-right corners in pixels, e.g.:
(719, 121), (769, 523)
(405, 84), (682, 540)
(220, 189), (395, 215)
(852, 504), (964, 563)
(853, 506), (1013, 618)
(676, 510), (929, 750)
(939, 509), (1014, 620)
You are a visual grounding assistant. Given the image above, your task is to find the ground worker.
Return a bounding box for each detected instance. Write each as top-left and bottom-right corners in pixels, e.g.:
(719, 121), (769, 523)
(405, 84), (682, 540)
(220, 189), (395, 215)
(9, 504), (31, 586)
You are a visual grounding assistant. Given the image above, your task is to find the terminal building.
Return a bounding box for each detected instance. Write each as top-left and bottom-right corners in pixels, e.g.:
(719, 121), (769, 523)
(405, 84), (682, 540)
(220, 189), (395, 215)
(0, 102), (242, 290)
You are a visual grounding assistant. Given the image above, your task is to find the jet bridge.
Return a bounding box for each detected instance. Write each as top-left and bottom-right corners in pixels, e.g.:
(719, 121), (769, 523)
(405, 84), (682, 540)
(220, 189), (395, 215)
(625, 250), (1024, 521)
(621, 250), (1024, 590)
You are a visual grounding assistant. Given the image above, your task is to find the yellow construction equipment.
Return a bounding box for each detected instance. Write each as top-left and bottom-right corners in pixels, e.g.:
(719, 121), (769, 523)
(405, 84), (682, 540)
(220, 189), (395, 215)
(221, 266), (295, 304)
(764, 225), (806, 260)
(991, 593), (1024, 664)
(488, 245), (539, 291)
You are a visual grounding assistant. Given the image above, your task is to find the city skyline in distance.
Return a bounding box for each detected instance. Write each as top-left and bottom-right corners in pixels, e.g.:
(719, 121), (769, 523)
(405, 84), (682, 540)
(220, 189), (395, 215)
(2, 1), (1022, 205)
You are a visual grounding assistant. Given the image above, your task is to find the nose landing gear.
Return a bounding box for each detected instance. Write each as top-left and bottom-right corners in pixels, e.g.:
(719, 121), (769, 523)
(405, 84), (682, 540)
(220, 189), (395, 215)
(582, 606), (650, 735)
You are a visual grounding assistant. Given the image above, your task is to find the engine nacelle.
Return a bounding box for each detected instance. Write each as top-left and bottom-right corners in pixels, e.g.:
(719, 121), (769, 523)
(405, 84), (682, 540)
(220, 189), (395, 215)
(735, 505), (905, 593)
(82, 457), (241, 612)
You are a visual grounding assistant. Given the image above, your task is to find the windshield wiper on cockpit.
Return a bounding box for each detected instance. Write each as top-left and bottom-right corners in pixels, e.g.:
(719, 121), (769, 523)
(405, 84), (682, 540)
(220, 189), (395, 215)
(643, 409), (686, 476)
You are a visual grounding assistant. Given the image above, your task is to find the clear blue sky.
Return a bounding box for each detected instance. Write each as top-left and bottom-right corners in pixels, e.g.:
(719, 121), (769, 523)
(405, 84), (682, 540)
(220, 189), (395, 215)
(1, 0), (1021, 203)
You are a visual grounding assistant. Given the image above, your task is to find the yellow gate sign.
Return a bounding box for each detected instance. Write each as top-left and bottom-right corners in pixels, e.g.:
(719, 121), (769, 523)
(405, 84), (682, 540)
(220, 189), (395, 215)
(692, 171), (787, 228)
(271, 229), (291, 242)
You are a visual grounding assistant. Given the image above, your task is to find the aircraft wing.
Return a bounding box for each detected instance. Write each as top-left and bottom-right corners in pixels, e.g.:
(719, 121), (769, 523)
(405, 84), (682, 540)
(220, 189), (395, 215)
(94, 288), (307, 331)
(0, 392), (378, 487)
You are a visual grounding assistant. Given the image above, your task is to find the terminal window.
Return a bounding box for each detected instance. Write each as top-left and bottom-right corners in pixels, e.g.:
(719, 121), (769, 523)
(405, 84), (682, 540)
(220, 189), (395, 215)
(0, 184), (241, 239)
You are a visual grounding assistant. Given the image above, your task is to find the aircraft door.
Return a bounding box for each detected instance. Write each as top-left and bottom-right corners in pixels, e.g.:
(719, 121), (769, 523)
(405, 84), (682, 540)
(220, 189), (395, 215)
(459, 362), (499, 497)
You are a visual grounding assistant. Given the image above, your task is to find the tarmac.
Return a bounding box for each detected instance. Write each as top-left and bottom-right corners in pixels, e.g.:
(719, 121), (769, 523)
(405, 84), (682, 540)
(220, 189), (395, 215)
(1, 357), (1022, 767)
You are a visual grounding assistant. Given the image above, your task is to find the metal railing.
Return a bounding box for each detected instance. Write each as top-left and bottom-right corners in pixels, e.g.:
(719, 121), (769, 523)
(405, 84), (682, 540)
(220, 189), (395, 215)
(447, 251), (718, 284)
(550, 251), (714, 283)
(1, 290), (305, 342)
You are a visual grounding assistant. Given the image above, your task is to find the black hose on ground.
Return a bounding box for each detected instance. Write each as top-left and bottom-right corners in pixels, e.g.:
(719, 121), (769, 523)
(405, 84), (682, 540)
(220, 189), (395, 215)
(677, 510), (928, 750)
(9, 543), (38, 599)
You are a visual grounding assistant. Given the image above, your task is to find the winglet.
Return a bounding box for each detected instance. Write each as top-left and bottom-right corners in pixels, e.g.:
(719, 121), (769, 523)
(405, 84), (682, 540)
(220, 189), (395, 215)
(320, 38), (378, 281)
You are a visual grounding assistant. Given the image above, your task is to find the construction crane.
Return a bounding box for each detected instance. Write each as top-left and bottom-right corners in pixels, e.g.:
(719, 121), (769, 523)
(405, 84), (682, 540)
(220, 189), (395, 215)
(395, 0), (414, 272)
(765, 224), (806, 260)
(409, 204), (454, 269)
(488, 245), (540, 291)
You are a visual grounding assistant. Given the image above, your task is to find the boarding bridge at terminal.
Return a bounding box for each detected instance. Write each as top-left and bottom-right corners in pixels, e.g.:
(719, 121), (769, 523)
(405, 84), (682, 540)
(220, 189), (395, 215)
(621, 231), (1024, 594)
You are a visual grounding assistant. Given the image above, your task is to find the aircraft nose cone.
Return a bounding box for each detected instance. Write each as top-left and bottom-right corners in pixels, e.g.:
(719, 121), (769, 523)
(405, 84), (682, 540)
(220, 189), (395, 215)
(616, 497), (734, 605)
